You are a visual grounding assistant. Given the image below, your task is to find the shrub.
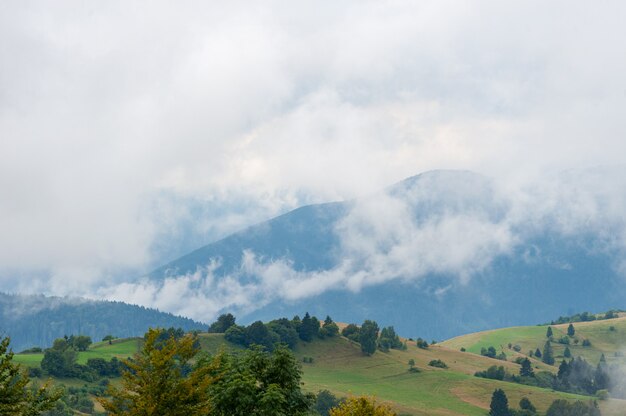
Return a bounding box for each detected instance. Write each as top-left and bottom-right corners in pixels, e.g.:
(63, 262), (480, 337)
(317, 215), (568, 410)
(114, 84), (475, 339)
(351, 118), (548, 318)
(428, 359), (448, 369)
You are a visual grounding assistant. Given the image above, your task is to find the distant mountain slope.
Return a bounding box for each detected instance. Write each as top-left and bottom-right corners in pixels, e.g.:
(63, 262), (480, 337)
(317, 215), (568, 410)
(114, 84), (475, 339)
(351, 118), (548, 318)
(0, 292), (205, 351)
(147, 169), (626, 340)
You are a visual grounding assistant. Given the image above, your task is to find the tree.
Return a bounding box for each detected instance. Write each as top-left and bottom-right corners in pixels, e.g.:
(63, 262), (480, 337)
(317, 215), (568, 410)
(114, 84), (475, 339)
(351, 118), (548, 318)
(567, 324), (575, 337)
(359, 320), (380, 356)
(489, 389), (510, 416)
(519, 397), (536, 413)
(41, 338), (78, 377)
(68, 335), (92, 351)
(209, 345), (313, 415)
(321, 316), (339, 338)
(546, 399), (601, 416)
(298, 313), (317, 342)
(542, 341), (555, 365)
(564, 346), (571, 358)
(341, 324), (360, 342)
(0, 337), (61, 415)
(520, 358), (534, 377)
(208, 313), (236, 333)
(408, 359), (415, 370)
(99, 328), (217, 415)
(329, 396), (396, 416)
(314, 390), (343, 416)
(534, 348), (542, 359)
(546, 326), (553, 338)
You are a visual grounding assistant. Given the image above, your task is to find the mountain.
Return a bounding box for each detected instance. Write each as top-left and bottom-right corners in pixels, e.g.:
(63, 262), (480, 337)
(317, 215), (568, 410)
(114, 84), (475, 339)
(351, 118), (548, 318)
(148, 169), (626, 340)
(0, 292), (205, 351)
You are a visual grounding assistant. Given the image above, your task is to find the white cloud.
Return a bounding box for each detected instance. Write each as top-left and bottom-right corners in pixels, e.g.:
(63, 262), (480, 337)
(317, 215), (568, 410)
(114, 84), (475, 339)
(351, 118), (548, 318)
(1, 1), (626, 294)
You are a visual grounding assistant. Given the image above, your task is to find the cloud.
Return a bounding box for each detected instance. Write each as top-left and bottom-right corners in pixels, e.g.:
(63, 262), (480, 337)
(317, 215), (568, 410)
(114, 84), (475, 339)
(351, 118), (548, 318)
(1, 1), (626, 294)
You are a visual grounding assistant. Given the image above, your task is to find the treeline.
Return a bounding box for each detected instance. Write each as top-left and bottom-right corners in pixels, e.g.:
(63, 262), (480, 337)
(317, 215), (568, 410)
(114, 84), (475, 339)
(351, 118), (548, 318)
(547, 310), (621, 325)
(489, 388), (601, 416)
(209, 313), (409, 356)
(0, 292), (205, 351)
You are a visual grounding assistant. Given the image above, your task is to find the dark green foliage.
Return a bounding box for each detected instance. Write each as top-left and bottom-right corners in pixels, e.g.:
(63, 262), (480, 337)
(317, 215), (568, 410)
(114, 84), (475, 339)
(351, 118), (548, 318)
(341, 324), (360, 342)
(520, 358), (534, 377)
(267, 318), (299, 349)
(0, 336), (62, 415)
(564, 347), (572, 358)
(86, 357), (122, 377)
(416, 338), (429, 349)
(314, 390), (344, 416)
(582, 339), (592, 347)
(605, 310), (618, 319)
(209, 345), (314, 416)
(0, 293), (204, 352)
(359, 320), (379, 355)
(298, 313), (319, 342)
(378, 326), (403, 352)
(557, 336), (570, 345)
(208, 313), (236, 333)
(246, 321), (279, 349)
(546, 399), (601, 416)
(519, 397), (536, 413)
(320, 316), (339, 338)
(489, 388), (510, 416)
(428, 359), (448, 369)
(67, 335), (92, 351)
(567, 324), (576, 337)
(481, 346), (498, 359)
(542, 341), (555, 365)
(475, 365), (505, 380)
(550, 311), (598, 325)
(41, 339), (79, 377)
(224, 325), (247, 345)
(546, 326), (553, 338)
(554, 357), (610, 395)
(534, 348), (542, 358)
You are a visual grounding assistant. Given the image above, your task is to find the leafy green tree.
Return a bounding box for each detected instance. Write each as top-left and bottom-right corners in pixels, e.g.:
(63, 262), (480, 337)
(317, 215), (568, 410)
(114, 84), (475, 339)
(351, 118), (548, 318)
(208, 313), (236, 333)
(321, 316), (339, 338)
(546, 399), (601, 416)
(378, 327), (402, 351)
(246, 320), (279, 350)
(0, 337), (62, 415)
(546, 326), (553, 338)
(567, 324), (575, 337)
(359, 320), (380, 356)
(489, 389), (510, 416)
(341, 324), (360, 342)
(329, 396), (396, 416)
(209, 345), (313, 415)
(68, 335), (92, 351)
(520, 358), (534, 377)
(99, 328), (217, 415)
(41, 338), (78, 377)
(542, 341), (555, 365)
(314, 390), (343, 416)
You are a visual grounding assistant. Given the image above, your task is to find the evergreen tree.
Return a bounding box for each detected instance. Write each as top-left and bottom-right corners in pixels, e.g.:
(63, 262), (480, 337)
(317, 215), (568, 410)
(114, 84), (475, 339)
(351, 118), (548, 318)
(359, 320), (380, 356)
(321, 316), (339, 338)
(298, 313), (316, 342)
(542, 341), (555, 365)
(0, 337), (62, 415)
(520, 358), (534, 377)
(564, 346), (571, 358)
(489, 388), (510, 416)
(567, 323), (575, 337)
(546, 326), (553, 338)
(534, 348), (542, 359)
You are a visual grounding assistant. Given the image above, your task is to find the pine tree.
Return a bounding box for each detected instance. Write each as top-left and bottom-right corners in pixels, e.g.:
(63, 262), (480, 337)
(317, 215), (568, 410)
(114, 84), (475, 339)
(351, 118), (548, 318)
(489, 389), (510, 416)
(519, 397), (536, 413)
(564, 346), (571, 358)
(567, 323), (575, 337)
(0, 337), (62, 415)
(546, 326), (553, 338)
(535, 348), (542, 358)
(542, 341), (555, 365)
(520, 358), (534, 377)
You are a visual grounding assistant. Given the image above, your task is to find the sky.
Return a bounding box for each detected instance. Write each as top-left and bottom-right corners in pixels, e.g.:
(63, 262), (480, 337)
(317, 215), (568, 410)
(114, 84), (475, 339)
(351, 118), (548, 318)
(1, 1), (626, 312)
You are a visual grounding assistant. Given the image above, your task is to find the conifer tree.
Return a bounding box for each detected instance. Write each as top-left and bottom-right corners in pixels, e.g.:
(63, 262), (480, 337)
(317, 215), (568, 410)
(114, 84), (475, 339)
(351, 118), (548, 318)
(542, 341), (555, 365)
(546, 326), (553, 338)
(520, 358), (534, 377)
(567, 323), (575, 337)
(489, 389), (510, 416)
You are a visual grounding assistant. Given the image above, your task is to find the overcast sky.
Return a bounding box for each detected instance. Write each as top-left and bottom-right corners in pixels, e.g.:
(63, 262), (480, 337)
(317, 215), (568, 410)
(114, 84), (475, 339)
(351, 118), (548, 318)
(1, 1), (626, 298)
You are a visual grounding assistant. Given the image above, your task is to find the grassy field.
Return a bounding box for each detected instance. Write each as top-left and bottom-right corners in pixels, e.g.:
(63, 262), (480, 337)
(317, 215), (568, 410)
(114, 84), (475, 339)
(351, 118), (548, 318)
(13, 319), (626, 415)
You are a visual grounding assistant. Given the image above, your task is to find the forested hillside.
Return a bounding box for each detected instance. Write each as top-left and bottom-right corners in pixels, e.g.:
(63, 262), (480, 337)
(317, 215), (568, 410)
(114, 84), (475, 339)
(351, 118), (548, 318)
(0, 293), (205, 351)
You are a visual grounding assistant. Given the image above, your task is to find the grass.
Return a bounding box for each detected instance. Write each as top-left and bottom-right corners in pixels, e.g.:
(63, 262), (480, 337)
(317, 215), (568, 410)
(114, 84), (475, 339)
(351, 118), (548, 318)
(12, 318), (626, 415)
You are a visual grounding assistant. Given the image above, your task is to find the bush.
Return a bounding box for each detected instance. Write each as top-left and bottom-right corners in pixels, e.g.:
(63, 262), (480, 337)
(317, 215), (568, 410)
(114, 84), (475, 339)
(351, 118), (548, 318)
(582, 339), (592, 347)
(428, 359), (448, 369)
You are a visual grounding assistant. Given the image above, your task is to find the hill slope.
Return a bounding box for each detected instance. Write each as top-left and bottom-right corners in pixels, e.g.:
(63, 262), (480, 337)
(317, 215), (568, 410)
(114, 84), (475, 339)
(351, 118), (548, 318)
(147, 169), (626, 340)
(0, 292), (205, 351)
